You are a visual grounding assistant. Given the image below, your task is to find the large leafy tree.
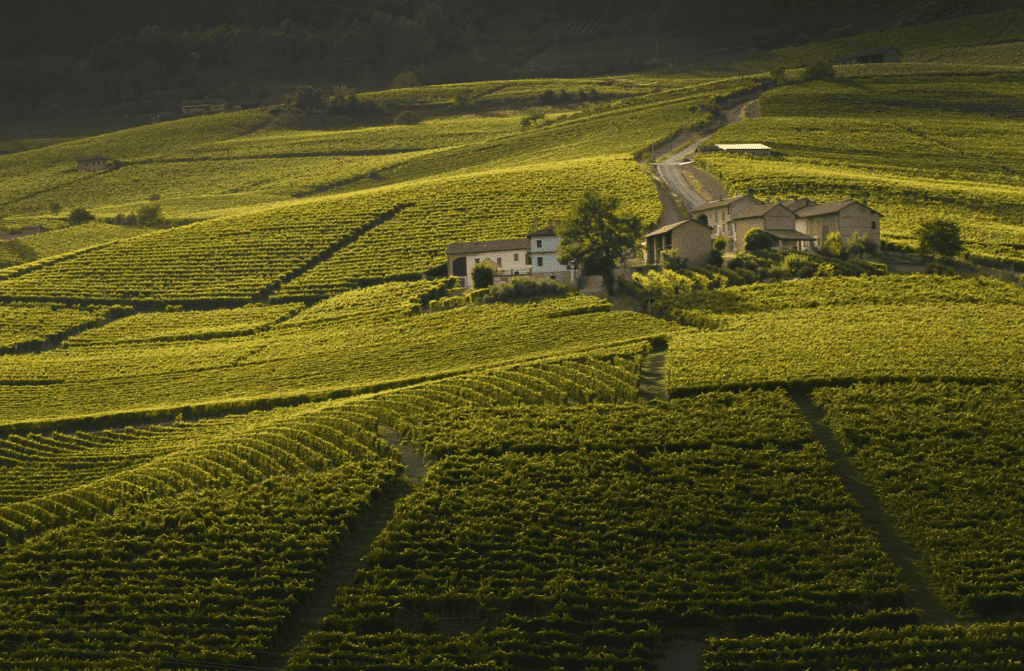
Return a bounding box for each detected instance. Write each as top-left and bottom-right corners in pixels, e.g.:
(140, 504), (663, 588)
(556, 189), (644, 296)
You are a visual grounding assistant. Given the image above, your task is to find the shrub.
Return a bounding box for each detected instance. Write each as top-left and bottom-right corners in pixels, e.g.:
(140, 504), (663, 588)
(292, 85), (326, 113)
(821, 231), (847, 260)
(136, 203), (163, 226)
(48, 201), (61, 214)
(392, 71), (421, 88)
(67, 207), (94, 226)
(917, 219), (963, 259)
(484, 278), (573, 303)
(661, 249), (688, 272)
(803, 60), (835, 82)
(394, 110), (421, 125)
(742, 228), (774, 253)
(471, 264), (494, 288)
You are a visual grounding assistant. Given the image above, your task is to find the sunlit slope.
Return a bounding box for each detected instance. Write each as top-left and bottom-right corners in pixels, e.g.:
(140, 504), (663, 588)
(0, 155), (658, 304)
(376, 76), (760, 185)
(665, 275), (1024, 393)
(0, 285), (672, 430)
(699, 72), (1024, 265)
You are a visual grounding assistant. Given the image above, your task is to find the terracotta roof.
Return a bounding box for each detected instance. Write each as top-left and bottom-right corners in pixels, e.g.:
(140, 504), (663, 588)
(527, 224), (558, 238)
(796, 199), (882, 218)
(764, 229), (815, 241)
(446, 238), (529, 255)
(835, 46), (902, 62)
(732, 203), (795, 221)
(689, 195), (760, 213)
(645, 219), (710, 238)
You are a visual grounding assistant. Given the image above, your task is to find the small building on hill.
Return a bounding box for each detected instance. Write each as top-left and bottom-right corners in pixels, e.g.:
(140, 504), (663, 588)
(834, 47), (902, 65)
(690, 189), (882, 253)
(182, 98), (227, 114)
(645, 219), (712, 266)
(732, 201), (816, 252)
(76, 156), (109, 172)
(691, 190), (764, 251)
(715, 143), (772, 156)
(795, 199), (882, 249)
(445, 238), (531, 287)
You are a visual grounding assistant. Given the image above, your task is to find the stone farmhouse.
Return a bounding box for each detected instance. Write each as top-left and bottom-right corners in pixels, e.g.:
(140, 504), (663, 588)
(76, 156), (109, 172)
(644, 219), (713, 266)
(834, 47), (902, 65)
(445, 224), (577, 288)
(691, 190), (882, 253)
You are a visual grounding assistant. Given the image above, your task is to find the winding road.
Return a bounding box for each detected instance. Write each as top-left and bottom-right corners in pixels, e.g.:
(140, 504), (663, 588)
(653, 98), (760, 212)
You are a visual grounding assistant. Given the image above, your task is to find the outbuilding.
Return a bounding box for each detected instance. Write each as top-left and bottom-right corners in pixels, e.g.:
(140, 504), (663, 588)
(834, 47), (902, 65)
(76, 156), (109, 172)
(715, 143), (772, 156)
(645, 219), (712, 266)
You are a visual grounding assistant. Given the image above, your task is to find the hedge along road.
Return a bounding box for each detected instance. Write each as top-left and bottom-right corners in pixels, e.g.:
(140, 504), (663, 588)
(653, 98), (761, 211)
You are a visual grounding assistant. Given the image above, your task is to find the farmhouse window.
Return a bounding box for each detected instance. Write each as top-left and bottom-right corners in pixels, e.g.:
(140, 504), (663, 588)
(475, 258), (480, 263)
(537, 256), (543, 266)
(514, 253), (519, 261)
(497, 257), (502, 267)
(536, 240), (542, 248)
(871, 221), (877, 229)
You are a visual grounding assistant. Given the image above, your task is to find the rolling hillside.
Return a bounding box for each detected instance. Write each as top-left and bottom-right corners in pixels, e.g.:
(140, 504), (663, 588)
(2, 11), (1024, 670)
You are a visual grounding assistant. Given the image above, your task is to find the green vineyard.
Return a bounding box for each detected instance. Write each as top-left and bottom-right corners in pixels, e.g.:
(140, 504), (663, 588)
(3, 6), (1024, 667)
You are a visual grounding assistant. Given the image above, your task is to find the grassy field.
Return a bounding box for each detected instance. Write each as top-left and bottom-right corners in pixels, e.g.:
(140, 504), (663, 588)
(3, 18), (1024, 668)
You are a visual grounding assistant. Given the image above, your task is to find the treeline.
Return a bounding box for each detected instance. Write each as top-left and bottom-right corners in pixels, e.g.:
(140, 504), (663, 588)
(4, 0), (1020, 119)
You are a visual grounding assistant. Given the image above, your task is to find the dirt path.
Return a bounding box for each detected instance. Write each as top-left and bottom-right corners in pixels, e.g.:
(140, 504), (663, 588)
(654, 97), (758, 213)
(379, 423), (430, 483)
(638, 340), (669, 401)
(264, 425), (430, 668)
(790, 392), (957, 626)
(262, 481), (414, 669)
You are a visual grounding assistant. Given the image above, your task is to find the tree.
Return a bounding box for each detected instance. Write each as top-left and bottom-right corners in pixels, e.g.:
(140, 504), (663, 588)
(471, 263), (494, 288)
(917, 219), (963, 259)
(48, 201), (61, 214)
(847, 231), (877, 259)
(821, 231), (847, 259)
(556, 189), (644, 296)
(803, 60), (835, 82)
(770, 66), (786, 85)
(392, 71), (421, 88)
(136, 203), (162, 226)
(708, 235), (728, 267)
(292, 84), (326, 113)
(394, 110), (421, 125)
(742, 228), (773, 253)
(67, 207), (95, 226)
